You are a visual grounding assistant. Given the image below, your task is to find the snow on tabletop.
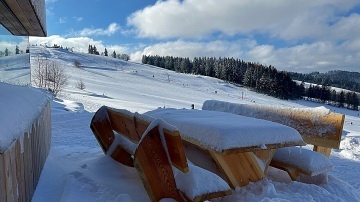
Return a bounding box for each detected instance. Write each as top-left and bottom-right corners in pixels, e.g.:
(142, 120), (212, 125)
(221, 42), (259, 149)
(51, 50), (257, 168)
(173, 160), (231, 200)
(0, 82), (50, 153)
(273, 147), (334, 176)
(145, 108), (305, 152)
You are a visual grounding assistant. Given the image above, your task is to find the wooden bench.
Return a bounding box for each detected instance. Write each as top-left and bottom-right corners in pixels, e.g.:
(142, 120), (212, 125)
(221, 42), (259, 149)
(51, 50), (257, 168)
(90, 106), (232, 201)
(202, 100), (345, 181)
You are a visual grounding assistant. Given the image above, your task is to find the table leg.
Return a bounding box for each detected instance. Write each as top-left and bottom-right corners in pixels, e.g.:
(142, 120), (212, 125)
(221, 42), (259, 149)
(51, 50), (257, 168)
(210, 151), (266, 188)
(254, 149), (276, 172)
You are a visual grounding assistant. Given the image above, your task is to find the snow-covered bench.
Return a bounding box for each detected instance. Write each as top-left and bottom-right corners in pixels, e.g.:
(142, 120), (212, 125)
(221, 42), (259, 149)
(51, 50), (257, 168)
(90, 106), (232, 202)
(202, 100), (345, 181)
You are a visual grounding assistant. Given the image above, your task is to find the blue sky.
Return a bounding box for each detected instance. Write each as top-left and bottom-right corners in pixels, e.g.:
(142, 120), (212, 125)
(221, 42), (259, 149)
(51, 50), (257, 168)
(29, 0), (360, 73)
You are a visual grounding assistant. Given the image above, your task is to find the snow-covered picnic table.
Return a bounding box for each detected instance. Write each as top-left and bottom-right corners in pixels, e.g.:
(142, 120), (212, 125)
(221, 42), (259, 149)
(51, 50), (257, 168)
(145, 108), (306, 187)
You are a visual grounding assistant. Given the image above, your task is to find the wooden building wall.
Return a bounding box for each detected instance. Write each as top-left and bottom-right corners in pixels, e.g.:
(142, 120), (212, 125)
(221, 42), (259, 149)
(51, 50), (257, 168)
(0, 102), (51, 201)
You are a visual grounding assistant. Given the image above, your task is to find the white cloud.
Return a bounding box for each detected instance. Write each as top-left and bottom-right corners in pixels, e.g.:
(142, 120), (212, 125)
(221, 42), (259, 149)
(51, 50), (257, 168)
(45, 0), (57, 3)
(74, 23), (121, 37)
(29, 35), (360, 73)
(74, 17), (84, 22)
(130, 39), (251, 62)
(130, 39), (360, 73)
(29, 35), (129, 55)
(127, 0), (359, 41)
(59, 17), (66, 24)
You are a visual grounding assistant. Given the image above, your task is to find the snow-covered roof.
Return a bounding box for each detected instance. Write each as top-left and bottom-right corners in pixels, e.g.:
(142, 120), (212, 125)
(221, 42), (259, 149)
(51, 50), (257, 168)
(0, 82), (50, 153)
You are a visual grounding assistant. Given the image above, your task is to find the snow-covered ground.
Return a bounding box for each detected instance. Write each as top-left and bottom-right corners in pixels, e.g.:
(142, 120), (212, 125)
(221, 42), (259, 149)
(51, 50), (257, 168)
(0, 53), (30, 85)
(17, 46), (360, 201)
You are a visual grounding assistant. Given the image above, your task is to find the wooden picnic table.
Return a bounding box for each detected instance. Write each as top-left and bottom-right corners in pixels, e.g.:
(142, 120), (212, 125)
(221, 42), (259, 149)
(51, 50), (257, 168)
(145, 108), (305, 187)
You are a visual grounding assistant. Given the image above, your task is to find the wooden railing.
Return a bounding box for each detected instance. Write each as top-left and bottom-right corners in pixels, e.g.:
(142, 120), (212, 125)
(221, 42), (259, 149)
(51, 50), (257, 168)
(0, 102), (51, 202)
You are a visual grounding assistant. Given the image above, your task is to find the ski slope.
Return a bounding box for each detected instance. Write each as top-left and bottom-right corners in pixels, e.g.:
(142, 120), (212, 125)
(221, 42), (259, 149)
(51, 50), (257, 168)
(25, 46), (360, 201)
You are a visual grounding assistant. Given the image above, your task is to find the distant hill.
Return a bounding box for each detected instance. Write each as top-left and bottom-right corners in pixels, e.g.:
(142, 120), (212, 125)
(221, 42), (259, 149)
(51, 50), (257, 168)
(288, 70), (360, 93)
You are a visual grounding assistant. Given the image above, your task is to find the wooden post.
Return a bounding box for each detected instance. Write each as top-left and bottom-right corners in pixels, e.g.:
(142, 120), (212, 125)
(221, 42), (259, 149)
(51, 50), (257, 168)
(313, 146), (332, 158)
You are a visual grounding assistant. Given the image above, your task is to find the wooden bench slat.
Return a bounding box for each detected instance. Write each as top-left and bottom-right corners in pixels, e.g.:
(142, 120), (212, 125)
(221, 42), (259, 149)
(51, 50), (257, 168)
(313, 145), (332, 158)
(90, 106), (115, 153)
(110, 145), (134, 167)
(134, 126), (184, 202)
(107, 108), (141, 142)
(163, 129), (189, 173)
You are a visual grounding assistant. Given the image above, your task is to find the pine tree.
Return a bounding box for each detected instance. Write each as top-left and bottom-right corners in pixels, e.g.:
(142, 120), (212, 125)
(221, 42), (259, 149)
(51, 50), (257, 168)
(15, 45), (20, 54)
(352, 92), (359, 110)
(104, 48), (108, 56)
(5, 47), (9, 56)
(112, 50), (116, 58)
(93, 46), (99, 55)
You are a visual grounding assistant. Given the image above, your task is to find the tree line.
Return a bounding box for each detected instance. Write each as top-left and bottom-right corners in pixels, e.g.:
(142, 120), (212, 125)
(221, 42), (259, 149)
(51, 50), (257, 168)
(142, 55), (302, 100)
(88, 44), (130, 61)
(0, 45), (25, 57)
(304, 84), (359, 110)
(289, 70), (360, 93)
(142, 55), (359, 110)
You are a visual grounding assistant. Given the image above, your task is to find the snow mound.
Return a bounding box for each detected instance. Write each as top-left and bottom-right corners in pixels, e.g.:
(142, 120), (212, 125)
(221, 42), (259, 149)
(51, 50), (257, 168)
(0, 83), (49, 153)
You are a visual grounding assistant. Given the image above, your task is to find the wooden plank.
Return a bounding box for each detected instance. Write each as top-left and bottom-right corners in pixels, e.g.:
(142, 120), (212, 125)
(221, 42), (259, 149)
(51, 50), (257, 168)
(107, 108), (141, 142)
(288, 112), (344, 149)
(16, 0), (44, 36)
(23, 132), (32, 202)
(0, 3), (22, 35)
(163, 129), (188, 173)
(210, 151), (242, 188)
(313, 146), (332, 158)
(134, 126), (184, 202)
(210, 151), (265, 188)
(34, 122), (41, 188)
(110, 146), (134, 167)
(204, 102), (345, 149)
(254, 149), (276, 172)
(27, 129), (34, 200)
(15, 139), (26, 201)
(4, 0), (35, 34)
(10, 142), (19, 201)
(90, 106), (115, 152)
(182, 140), (226, 181)
(0, 152), (7, 201)
(3, 143), (17, 201)
(2, 149), (12, 201)
(135, 118), (151, 137)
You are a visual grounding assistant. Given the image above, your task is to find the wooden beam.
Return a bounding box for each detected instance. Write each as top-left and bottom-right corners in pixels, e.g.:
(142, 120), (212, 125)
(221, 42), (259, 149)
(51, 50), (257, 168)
(16, 0), (44, 36)
(0, 2), (23, 35)
(313, 146), (332, 158)
(4, 0), (35, 35)
(210, 151), (265, 188)
(134, 126), (184, 202)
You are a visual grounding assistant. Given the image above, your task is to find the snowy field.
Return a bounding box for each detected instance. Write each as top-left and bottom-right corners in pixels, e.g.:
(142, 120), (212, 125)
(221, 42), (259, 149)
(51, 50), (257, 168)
(0, 53), (30, 85)
(19, 47), (360, 201)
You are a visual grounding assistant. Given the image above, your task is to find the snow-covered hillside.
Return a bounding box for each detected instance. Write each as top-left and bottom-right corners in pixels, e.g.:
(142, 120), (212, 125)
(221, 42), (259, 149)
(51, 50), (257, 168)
(25, 47), (360, 201)
(0, 53), (30, 85)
